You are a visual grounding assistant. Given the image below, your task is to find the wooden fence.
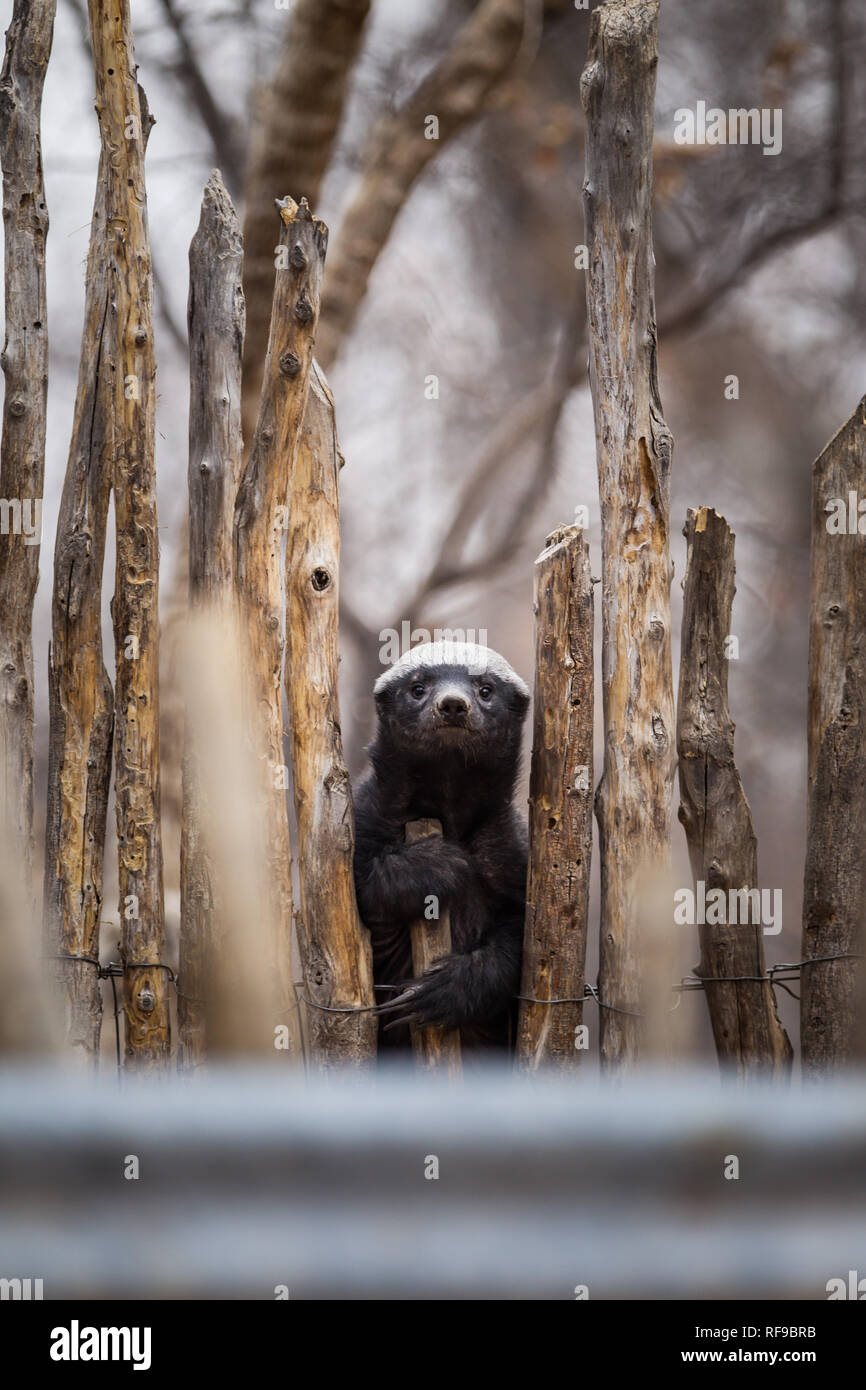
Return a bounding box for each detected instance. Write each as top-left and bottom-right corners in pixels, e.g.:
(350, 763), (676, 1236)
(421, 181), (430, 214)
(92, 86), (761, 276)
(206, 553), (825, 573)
(0, 0), (862, 1079)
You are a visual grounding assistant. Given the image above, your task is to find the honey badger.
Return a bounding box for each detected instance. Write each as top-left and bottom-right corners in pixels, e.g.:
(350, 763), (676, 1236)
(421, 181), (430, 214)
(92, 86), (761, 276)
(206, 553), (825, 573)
(352, 641), (530, 1051)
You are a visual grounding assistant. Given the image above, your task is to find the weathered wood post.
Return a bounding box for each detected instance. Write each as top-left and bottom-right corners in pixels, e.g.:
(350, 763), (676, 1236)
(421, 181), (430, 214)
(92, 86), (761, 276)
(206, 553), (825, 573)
(178, 172), (245, 1069)
(88, 0), (168, 1069)
(43, 149), (114, 1060)
(404, 819), (461, 1074)
(43, 60), (155, 1060)
(677, 508), (792, 1078)
(0, 0), (55, 898)
(285, 361), (378, 1067)
(234, 196), (326, 1045)
(801, 399), (866, 1074)
(516, 525), (593, 1070)
(581, 0), (675, 1069)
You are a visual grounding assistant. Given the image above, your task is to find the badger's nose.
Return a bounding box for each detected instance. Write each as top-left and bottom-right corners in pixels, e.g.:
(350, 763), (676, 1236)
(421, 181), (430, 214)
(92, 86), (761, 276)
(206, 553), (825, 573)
(436, 693), (469, 719)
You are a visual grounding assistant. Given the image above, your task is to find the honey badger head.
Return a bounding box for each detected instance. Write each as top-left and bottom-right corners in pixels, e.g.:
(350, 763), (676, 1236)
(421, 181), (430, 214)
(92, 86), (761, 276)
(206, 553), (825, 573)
(372, 641), (530, 763)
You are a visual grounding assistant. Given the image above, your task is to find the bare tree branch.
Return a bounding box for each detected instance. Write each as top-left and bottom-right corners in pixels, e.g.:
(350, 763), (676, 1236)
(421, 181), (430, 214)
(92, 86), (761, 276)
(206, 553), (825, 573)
(155, 0), (242, 193)
(315, 0), (529, 369)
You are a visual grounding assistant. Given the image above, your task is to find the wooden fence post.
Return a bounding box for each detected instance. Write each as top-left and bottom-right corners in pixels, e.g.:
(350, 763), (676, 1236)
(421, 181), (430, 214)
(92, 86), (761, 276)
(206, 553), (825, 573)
(43, 66), (154, 1060)
(677, 508), (792, 1078)
(178, 172), (245, 1069)
(285, 361), (377, 1068)
(0, 0), (55, 898)
(801, 398), (866, 1074)
(581, 0), (675, 1068)
(516, 525), (593, 1070)
(88, 0), (167, 1069)
(234, 196), (326, 1046)
(404, 819), (461, 1075)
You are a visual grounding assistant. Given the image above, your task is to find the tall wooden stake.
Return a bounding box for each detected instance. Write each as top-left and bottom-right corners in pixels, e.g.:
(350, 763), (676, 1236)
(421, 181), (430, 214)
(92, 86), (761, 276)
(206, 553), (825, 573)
(801, 398), (866, 1074)
(178, 172), (245, 1069)
(678, 508), (792, 1078)
(0, 0), (55, 898)
(235, 197), (326, 1039)
(44, 90), (154, 1060)
(516, 525), (593, 1071)
(285, 361), (377, 1068)
(88, 0), (167, 1069)
(581, 0), (675, 1068)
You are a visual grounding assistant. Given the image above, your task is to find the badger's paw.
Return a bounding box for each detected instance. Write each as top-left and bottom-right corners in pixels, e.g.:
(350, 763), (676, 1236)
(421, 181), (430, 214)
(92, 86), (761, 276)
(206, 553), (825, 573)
(376, 956), (468, 1032)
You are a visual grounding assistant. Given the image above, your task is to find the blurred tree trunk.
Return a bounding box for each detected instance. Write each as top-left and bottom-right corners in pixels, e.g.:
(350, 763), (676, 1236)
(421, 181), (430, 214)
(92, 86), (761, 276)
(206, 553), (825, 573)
(88, 0), (168, 1070)
(241, 0), (371, 438)
(178, 172), (245, 1070)
(235, 196), (327, 1054)
(678, 508), (792, 1079)
(285, 360), (377, 1068)
(801, 398), (866, 1074)
(581, 0), (675, 1071)
(0, 0), (54, 901)
(516, 525), (592, 1071)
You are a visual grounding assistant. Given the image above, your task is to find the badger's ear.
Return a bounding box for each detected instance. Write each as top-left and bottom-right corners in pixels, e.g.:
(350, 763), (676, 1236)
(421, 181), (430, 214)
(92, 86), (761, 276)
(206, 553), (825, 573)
(509, 684), (530, 720)
(373, 683), (394, 715)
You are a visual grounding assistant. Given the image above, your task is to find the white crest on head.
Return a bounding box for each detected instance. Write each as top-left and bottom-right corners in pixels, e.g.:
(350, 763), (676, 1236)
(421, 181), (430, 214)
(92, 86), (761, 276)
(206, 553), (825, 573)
(373, 641), (529, 699)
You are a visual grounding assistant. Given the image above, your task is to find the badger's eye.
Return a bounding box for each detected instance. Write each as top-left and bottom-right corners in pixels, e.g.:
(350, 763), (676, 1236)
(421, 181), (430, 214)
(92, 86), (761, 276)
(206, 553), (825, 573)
(478, 684), (493, 700)
(410, 682), (426, 699)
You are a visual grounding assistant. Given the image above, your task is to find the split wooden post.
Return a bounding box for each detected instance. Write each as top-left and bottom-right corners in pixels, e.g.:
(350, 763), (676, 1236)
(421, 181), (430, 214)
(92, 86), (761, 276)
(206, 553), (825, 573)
(801, 398), (866, 1074)
(44, 61), (155, 1059)
(178, 172), (245, 1069)
(285, 361), (377, 1068)
(404, 819), (461, 1075)
(516, 525), (593, 1070)
(234, 196), (326, 1041)
(581, 0), (675, 1069)
(677, 508), (792, 1078)
(88, 0), (167, 1068)
(0, 0), (55, 899)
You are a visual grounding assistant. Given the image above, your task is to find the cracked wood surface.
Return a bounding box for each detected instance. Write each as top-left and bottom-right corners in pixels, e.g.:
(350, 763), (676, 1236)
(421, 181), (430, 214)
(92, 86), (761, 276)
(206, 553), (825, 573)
(516, 525), (593, 1070)
(581, 1), (675, 1068)
(677, 507), (792, 1078)
(801, 398), (866, 1074)
(285, 361), (377, 1068)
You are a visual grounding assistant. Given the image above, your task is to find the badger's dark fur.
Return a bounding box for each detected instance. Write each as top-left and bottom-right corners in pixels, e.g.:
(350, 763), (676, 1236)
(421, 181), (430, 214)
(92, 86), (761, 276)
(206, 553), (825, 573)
(352, 642), (529, 1051)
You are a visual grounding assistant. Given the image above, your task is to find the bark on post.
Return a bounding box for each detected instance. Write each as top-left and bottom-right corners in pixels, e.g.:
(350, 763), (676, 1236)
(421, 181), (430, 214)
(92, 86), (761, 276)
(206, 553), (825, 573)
(178, 172), (245, 1069)
(801, 399), (866, 1074)
(88, 0), (167, 1069)
(315, 0), (526, 368)
(0, 0), (55, 897)
(234, 197), (327, 1041)
(403, 819), (461, 1075)
(285, 361), (377, 1067)
(43, 153), (113, 1059)
(581, 0), (675, 1069)
(516, 525), (593, 1071)
(677, 508), (792, 1079)
(43, 96), (156, 1060)
(242, 0), (371, 434)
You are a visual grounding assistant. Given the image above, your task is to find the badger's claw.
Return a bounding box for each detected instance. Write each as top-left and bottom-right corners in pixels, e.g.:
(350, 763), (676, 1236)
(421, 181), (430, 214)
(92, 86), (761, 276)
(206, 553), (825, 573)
(376, 960), (461, 1031)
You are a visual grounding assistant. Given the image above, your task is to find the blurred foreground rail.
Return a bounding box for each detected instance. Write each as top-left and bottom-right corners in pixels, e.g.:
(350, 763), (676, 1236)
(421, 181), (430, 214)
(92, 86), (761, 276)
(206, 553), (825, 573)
(0, 1068), (864, 1300)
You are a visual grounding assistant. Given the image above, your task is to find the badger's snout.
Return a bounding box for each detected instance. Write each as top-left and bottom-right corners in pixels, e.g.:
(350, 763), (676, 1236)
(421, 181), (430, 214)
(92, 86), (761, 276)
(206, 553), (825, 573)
(434, 689), (470, 724)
